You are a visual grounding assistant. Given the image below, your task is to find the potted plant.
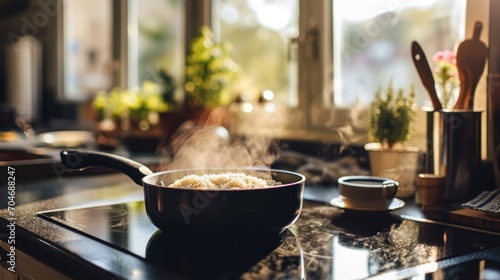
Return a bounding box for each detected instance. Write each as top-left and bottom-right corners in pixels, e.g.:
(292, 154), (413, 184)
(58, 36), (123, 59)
(92, 81), (174, 152)
(365, 80), (420, 198)
(183, 25), (239, 124)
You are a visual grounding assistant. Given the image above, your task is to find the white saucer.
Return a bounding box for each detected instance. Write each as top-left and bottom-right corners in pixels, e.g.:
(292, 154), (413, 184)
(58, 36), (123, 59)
(330, 197), (405, 212)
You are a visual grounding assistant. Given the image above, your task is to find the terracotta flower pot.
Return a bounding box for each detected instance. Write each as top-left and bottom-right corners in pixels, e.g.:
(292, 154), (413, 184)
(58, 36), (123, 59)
(183, 106), (229, 127)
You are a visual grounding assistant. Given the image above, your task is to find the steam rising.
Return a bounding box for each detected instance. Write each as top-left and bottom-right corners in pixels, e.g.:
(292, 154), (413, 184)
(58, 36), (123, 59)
(326, 102), (370, 152)
(160, 101), (369, 173)
(161, 122), (280, 171)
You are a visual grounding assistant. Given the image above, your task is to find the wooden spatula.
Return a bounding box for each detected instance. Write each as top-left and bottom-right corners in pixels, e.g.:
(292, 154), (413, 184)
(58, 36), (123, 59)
(411, 41), (442, 111)
(454, 21), (488, 110)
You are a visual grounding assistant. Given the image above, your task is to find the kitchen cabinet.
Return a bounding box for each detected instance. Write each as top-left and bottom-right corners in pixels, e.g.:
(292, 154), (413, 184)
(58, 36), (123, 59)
(0, 240), (69, 280)
(0, 262), (15, 280)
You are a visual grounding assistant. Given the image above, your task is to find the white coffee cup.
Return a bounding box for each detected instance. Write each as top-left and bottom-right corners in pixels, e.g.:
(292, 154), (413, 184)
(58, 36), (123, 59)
(338, 176), (399, 209)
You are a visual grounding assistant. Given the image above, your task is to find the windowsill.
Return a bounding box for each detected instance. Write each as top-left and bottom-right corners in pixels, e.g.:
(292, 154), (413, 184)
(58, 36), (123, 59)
(226, 105), (441, 170)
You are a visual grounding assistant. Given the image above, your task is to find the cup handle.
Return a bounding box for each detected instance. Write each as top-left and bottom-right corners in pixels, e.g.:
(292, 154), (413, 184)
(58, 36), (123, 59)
(382, 180), (399, 199)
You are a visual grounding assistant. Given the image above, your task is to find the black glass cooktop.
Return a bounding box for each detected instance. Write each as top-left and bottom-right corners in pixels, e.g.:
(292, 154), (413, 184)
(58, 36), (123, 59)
(39, 200), (156, 258)
(38, 200), (500, 279)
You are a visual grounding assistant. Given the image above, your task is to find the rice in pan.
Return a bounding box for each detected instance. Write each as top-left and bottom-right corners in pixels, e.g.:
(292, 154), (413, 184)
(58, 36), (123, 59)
(167, 172), (280, 190)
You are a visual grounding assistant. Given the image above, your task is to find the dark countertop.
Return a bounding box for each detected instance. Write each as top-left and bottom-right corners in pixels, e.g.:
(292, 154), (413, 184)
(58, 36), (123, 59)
(1, 172), (500, 279)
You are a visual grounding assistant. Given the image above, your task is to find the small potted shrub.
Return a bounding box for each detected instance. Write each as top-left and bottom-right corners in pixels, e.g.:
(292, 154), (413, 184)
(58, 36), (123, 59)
(93, 81), (173, 153)
(368, 80), (416, 148)
(365, 80), (420, 198)
(183, 26), (239, 125)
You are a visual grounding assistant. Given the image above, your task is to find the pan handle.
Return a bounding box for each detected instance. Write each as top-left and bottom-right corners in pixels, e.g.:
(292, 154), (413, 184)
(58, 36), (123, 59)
(60, 150), (153, 186)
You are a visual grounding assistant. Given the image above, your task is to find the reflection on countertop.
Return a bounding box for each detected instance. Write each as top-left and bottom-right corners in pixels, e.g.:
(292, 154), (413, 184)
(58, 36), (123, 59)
(1, 173), (500, 279)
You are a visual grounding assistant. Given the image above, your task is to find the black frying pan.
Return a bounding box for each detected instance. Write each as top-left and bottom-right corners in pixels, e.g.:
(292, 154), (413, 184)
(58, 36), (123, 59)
(60, 150), (305, 237)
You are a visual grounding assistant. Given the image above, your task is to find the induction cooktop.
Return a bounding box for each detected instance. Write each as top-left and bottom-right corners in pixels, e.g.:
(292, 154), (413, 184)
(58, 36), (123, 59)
(37, 200), (500, 279)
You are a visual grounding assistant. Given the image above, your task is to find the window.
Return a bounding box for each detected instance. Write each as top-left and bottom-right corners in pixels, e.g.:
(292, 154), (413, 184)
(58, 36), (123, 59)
(333, 0), (467, 107)
(212, 0), (299, 106)
(62, 0), (113, 101)
(128, 0), (185, 100)
(208, 0), (487, 150)
(122, 0), (488, 150)
(60, 0), (186, 104)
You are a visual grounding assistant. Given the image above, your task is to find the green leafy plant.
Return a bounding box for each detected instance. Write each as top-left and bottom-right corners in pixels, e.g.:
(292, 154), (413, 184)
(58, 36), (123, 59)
(92, 81), (170, 127)
(184, 26), (239, 108)
(369, 80), (416, 149)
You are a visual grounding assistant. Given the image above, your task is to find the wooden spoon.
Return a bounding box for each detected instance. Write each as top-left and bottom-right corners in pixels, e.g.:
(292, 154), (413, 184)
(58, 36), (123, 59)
(411, 41), (442, 110)
(466, 22), (487, 109)
(454, 21), (487, 110)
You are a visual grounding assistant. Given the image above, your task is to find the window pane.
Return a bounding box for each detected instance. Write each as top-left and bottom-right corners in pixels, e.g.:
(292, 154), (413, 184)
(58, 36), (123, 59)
(213, 0), (299, 105)
(131, 0), (184, 92)
(63, 0), (112, 101)
(333, 0), (467, 107)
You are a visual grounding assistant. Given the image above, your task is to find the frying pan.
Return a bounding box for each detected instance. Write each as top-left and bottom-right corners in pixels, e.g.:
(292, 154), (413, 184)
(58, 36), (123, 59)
(60, 150), (305, 237)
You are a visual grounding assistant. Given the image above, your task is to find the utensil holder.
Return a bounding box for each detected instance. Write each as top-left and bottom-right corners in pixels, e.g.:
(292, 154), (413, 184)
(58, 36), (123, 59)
(426, 110), (482, 202)
(488, 74), (500, 187)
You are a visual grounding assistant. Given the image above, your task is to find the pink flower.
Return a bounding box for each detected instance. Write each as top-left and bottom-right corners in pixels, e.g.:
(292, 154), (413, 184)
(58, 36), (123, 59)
(432, 50), (459, 108)
(432, 50), (456, 65)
